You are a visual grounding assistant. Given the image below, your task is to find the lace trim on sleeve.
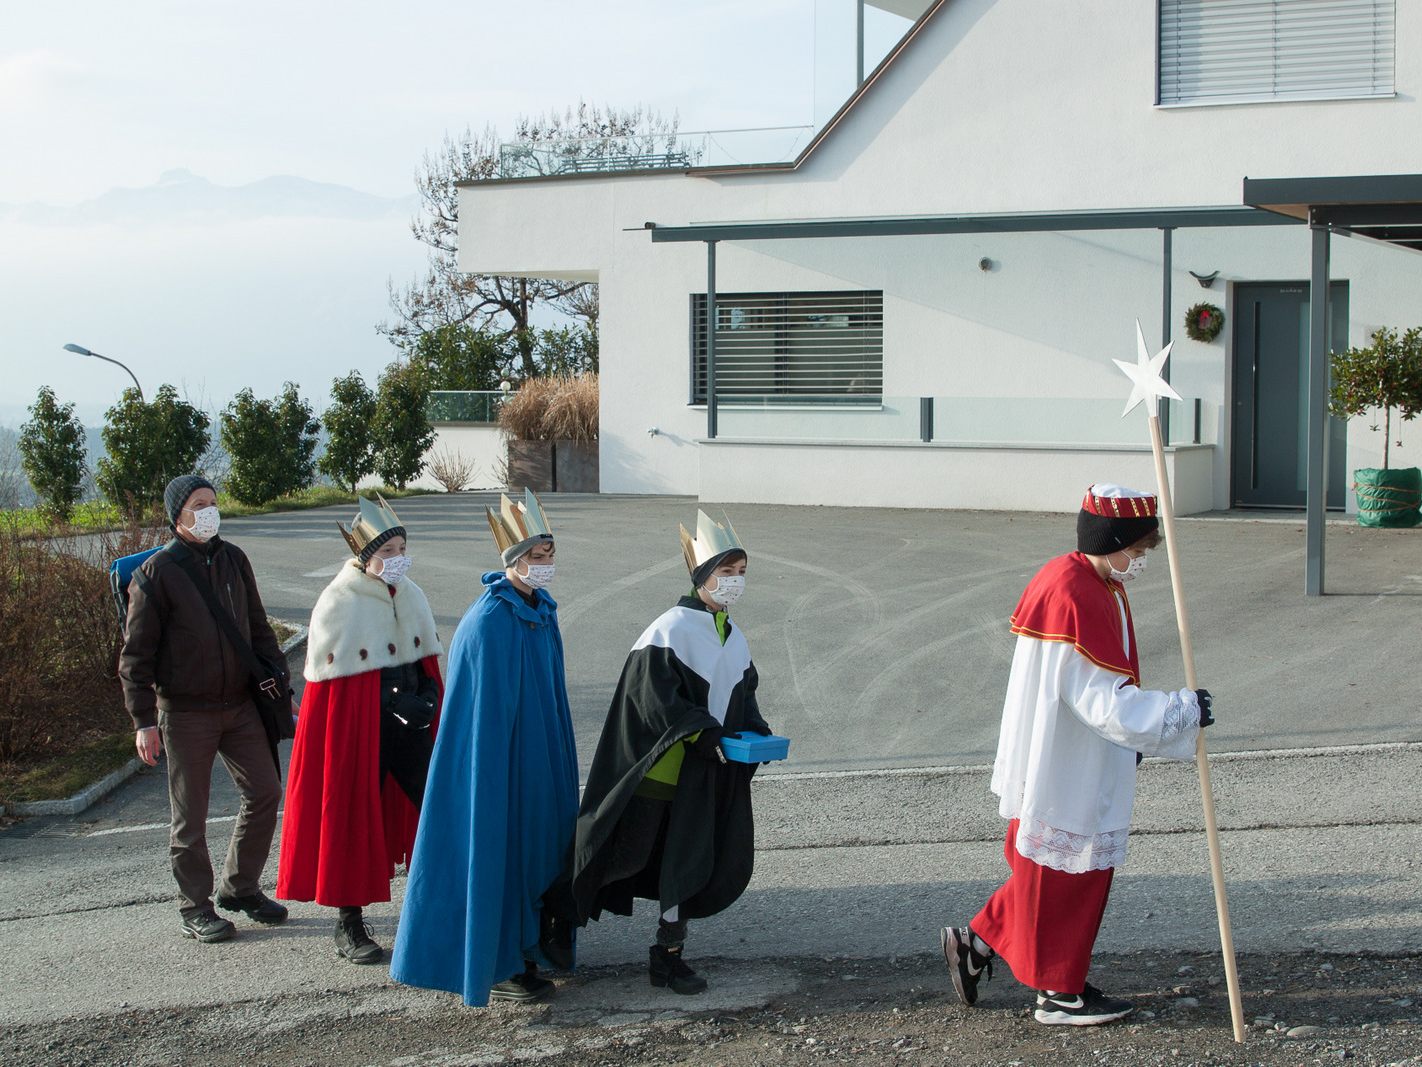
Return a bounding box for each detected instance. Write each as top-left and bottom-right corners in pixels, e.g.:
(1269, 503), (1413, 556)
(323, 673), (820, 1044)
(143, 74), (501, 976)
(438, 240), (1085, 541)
(1161, 689), (1201, 743)
(1016, 815), (1129, 873)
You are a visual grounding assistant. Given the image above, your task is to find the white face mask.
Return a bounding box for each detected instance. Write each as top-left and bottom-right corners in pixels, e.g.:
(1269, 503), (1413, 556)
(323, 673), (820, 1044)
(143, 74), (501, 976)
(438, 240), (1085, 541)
(372, 553), (412, 586)
(1109, 553), (1148, 583)
(705, 574), (745, 607)
(518, 562), (556, 589)
(183, 505), (220, 542)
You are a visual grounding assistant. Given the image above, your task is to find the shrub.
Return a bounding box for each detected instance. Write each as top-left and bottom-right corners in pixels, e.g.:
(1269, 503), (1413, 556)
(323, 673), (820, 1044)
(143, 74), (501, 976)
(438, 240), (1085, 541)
(319, 371), (378, 491)
(96, 385), (210, 518)
(221, 383), (321, 505)
(373, 360), (435, 488)
(18, 387), (87, 521)
(0, 517), (162, 766)
(427, 448), (477, 492)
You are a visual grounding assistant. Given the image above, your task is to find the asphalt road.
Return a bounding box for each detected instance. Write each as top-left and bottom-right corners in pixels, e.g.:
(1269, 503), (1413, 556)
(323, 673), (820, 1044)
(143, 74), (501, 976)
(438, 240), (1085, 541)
(229, 492), (1422, 773)
(3, 494), (1421, 1061)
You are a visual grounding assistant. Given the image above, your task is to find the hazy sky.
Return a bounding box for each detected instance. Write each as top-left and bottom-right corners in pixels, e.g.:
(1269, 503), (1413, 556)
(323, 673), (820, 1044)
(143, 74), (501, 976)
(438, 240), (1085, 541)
(2, 1), (908, 425)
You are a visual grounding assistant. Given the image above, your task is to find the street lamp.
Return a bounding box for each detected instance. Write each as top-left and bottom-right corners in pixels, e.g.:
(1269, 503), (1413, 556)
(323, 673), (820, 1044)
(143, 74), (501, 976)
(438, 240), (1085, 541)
(63, 343), (144, 399)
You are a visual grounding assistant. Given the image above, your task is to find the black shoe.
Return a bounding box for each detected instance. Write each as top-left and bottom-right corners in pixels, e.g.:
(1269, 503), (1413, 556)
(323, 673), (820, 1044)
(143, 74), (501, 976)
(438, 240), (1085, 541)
(334, 915), (384, 965)
(216, 890), (289, 925)
(180, 909), (236, 943)
(649, 944), (708, 995)
(539, 910), (575, 971)
(1034, 983), (1135, 1026)
(942, 925), (994, 1006)
(490, 962), (554, 1003)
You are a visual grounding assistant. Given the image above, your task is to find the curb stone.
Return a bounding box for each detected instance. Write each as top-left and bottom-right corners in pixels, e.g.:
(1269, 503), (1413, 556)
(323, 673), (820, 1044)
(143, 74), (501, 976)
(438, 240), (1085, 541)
(4, 621), (309, 820)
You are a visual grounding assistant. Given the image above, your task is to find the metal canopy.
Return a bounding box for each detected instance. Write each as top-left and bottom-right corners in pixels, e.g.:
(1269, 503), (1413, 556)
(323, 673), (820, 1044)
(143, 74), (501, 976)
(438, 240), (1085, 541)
(1242, 174), (1422, 596)
(648, 205), (1294, 243)
(1244, 174), (1422, 252)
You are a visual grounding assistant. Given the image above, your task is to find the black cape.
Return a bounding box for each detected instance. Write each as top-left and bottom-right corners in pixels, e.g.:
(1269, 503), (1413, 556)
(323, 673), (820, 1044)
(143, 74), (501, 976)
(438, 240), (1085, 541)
(569, 596), (771, 923)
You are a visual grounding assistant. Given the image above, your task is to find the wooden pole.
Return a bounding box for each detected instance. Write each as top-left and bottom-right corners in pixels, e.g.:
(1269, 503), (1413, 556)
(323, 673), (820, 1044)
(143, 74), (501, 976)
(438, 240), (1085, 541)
(1146, 413), (1246, 1044)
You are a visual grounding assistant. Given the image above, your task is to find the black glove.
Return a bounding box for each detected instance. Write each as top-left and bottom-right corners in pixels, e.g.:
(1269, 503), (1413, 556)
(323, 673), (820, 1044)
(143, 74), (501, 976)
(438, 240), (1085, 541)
(1194, 689), (1214, 728)
(742, 719), (773, 737)
(685, 728), (727, 763)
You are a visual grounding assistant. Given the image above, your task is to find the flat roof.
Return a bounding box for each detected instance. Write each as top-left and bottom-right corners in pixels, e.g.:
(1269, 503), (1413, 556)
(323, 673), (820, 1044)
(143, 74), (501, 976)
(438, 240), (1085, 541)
(645, 205), (1296, 243)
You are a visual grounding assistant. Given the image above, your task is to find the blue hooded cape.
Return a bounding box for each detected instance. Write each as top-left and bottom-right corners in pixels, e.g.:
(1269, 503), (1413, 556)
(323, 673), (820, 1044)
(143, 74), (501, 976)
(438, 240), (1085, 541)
(390, 572), (579, 1006)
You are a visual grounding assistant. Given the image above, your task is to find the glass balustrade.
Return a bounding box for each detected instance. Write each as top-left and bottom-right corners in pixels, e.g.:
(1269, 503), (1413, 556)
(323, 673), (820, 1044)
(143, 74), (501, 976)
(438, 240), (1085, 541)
(497, 126), (816, 179)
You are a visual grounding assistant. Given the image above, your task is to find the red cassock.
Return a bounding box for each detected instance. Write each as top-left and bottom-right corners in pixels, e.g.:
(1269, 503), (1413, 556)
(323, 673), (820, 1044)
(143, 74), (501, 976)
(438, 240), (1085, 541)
(277, 655), (443, 907)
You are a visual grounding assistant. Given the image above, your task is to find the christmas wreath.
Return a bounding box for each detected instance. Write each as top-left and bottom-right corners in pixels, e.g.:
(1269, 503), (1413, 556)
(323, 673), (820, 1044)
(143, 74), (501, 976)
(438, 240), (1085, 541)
(1184, 302), (1225, 343)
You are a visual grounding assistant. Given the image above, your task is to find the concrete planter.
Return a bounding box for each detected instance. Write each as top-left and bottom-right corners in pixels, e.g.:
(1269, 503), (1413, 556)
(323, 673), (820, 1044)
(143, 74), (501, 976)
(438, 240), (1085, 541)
(555, 440), (600, 492)
(506, 439), (599, 493)
(507, 439), (556, 493)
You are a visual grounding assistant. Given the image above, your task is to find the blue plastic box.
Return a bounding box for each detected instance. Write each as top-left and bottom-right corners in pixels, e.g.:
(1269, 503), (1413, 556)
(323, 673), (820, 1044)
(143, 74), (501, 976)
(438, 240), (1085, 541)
(719, 732), (791, 764)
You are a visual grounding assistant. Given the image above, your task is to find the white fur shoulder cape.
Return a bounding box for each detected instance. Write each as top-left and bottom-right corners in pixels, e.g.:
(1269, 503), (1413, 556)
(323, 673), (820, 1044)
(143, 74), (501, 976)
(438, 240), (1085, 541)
(303, 560), (443, 683)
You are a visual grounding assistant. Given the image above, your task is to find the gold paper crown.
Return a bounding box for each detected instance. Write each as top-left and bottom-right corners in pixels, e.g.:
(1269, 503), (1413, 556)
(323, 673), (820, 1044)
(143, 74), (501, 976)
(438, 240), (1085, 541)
(338, 494), (405, 559)
(487, 488), (555, 561)
(679, 509), (746, 577)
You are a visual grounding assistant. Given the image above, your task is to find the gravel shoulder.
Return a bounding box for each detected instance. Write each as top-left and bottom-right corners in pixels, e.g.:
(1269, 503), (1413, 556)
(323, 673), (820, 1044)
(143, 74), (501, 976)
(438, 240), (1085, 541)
(3, 951), (1419, 1067)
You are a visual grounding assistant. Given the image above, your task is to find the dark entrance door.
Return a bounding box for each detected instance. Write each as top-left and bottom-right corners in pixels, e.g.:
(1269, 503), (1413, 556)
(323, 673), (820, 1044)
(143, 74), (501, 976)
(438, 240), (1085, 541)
(1231, 282), (1348, 509)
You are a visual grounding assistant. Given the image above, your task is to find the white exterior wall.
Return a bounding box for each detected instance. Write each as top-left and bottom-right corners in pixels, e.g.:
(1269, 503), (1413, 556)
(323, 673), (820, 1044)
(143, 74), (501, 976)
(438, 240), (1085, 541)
(456, 0), (1422, 512)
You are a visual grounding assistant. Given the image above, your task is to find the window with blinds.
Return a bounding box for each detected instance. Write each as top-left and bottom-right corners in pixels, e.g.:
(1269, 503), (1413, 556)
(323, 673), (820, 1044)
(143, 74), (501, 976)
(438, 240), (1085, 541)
(1158, 0), (1395, 106)
(690, 290), (884, 404)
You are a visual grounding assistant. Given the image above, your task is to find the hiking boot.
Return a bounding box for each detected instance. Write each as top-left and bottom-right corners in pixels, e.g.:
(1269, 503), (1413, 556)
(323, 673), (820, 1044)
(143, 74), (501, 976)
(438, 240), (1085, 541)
(539, 910), (575, 971)
(216, 890), (289, 925)
(1034, 983), (1135, 1026)
(649, 944), (708, 995)
(489, 962), (554, 1003)
(334, 915), (384, 965)
(180, 909), (235, 943)
(941, 925), (994, 1006)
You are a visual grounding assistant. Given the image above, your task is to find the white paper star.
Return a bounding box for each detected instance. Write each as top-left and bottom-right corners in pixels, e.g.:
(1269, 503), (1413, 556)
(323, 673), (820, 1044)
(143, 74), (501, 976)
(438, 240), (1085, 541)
(1114, 320), (1183, 417)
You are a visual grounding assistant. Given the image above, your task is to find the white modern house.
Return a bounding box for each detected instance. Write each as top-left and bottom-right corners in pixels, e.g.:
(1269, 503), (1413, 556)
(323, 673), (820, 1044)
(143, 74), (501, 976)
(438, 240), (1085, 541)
(457, 0), (1422, 591)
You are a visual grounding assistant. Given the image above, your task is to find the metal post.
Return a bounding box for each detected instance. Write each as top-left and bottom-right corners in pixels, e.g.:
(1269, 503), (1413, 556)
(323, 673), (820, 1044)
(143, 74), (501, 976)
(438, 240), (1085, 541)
(856, 0), (865, 85)
(706, 240), (718, 440)
(919, 396), (934, 443)
(1160, 227), (1173, 446)
(1305, 217), (1331, 596)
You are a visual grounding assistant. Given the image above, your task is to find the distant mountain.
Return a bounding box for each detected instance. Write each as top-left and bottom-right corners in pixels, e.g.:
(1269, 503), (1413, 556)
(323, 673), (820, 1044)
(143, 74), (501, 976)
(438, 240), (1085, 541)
(0, 169), (419, 226)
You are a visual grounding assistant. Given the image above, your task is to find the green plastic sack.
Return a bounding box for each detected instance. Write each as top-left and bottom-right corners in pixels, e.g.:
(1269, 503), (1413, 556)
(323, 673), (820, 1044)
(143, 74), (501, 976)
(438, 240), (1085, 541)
(1353, 467), (1421, 528)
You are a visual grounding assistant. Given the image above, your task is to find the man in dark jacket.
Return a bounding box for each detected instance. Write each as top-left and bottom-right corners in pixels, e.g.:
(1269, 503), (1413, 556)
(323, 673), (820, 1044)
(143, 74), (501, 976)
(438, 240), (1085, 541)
(120, 474), (291, 943)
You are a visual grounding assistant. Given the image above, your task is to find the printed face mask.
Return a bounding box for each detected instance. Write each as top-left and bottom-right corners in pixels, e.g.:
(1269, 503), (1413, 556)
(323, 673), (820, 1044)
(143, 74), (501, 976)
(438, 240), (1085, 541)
(183, 506), (221, 542)
(519, 562), (556, 589)
(1109, 553), (1148, 583)
(374, 554), (412, 586)
(706, 574), (745, 607)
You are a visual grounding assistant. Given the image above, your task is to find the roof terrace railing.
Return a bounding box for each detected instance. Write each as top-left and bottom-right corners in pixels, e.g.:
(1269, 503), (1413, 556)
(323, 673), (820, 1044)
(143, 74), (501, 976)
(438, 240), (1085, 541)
(496, 125), (816, 179)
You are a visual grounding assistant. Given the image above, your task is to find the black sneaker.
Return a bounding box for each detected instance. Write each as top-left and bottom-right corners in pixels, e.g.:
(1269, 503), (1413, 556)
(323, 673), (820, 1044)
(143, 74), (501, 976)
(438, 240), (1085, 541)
(489, 962), (554, 1003)
(216, 891), (289, 925)
(942, 926), (994, 1006)
(180, 909), (236, 943)
(1034, 983), (1135, 1026)
(334, 916), (384, 965)
(649, 944), (708, 995)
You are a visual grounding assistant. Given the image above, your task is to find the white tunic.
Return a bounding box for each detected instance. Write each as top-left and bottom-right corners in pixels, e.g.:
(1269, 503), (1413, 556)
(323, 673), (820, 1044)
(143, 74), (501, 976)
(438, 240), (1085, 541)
(991, 590), (1201, 873)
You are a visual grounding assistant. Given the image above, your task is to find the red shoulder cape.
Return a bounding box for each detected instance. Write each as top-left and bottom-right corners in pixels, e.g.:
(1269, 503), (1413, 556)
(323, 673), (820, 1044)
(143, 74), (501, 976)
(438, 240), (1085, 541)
(276, 655), (442, 907)
(1009, 552), (1140, 684)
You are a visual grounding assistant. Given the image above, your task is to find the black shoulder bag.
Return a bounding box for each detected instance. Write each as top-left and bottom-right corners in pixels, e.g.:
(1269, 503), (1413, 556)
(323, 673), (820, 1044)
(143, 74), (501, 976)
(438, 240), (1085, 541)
(168, 541), (295, 773)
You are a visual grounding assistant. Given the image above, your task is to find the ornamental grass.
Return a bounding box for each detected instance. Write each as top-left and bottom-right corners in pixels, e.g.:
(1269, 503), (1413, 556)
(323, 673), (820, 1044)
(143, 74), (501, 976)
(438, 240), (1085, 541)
(498, 375), (599, 442)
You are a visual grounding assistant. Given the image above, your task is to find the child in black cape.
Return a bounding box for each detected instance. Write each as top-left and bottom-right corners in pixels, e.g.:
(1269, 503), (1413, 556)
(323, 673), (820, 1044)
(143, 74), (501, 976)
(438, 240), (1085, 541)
(567, 510), (773, 994)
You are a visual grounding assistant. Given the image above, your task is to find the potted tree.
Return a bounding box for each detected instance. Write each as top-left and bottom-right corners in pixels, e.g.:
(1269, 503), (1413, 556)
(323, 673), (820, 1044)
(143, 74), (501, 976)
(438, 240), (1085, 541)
(1330, 326), (1422, 527)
